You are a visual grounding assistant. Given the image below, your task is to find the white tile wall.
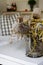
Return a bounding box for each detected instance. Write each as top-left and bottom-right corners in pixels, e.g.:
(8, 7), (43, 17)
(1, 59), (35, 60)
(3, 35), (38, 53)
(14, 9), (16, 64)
(0, 0), (7, 12)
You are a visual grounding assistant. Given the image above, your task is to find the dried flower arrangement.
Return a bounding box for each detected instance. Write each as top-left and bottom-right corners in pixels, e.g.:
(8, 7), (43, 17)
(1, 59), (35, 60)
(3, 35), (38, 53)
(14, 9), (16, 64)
(9, 14), (43, 58)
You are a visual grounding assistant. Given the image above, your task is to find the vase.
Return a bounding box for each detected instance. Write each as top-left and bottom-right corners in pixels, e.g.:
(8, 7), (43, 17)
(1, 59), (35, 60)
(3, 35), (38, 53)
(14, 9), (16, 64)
(26, 36), (43, 58)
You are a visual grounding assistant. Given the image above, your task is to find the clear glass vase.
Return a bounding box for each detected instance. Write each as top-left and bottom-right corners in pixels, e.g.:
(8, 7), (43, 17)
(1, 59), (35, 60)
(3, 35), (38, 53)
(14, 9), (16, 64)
(26, 37), (43, 58)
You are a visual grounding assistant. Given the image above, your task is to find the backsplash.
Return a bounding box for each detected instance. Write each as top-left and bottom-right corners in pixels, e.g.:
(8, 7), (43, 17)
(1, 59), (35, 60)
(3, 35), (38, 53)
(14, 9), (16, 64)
(7, 0), (30, 11)
(0, 0), (43, 13)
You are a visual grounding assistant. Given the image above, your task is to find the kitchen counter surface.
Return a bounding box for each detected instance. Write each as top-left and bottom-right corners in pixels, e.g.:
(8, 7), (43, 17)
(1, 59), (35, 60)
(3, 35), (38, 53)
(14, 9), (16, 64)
(0, 36), (43, 65)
